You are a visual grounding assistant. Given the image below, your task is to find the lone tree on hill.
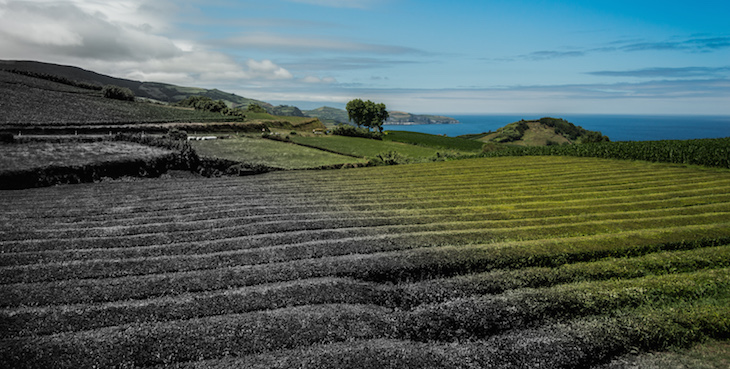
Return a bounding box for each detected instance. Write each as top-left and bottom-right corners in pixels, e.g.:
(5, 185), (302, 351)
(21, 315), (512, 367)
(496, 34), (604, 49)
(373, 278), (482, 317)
(346, 99), (389, 133)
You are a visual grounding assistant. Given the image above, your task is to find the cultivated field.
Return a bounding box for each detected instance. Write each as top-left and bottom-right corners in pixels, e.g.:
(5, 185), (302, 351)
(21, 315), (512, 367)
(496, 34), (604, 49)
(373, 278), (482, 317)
(289, 135), (450, 160)
(191, 135), (368, 169)
(0, 141), (175, 172)
(383, 130), (486, 152)
(1, 156), (730, 368)
(0, 71), (239, 127)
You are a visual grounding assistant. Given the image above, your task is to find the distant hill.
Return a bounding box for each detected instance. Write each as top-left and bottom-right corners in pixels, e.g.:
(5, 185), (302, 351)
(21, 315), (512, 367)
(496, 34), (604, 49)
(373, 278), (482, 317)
(469, 117), (609, 146)
(2, 60), (459, 124)
(269, 105), (305, 117)
(304, 106), (460, 126)
(386, 111), (459, 125)
(0, 60), (272, 109)
(303, 106), (349, 125)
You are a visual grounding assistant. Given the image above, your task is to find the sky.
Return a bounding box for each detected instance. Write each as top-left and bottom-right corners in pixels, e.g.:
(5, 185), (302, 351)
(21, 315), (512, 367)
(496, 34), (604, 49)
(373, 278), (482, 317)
(1, 0), (729, 115)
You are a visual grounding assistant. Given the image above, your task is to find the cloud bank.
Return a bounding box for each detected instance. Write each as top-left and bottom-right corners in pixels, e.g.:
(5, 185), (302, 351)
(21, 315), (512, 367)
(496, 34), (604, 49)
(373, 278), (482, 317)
(0, 0), (297, 85)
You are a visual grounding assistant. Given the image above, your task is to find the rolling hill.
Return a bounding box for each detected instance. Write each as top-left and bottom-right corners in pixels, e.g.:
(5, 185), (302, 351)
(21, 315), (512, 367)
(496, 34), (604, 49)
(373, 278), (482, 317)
(468, 117), (610, 145)
(0, 60), (271, 109)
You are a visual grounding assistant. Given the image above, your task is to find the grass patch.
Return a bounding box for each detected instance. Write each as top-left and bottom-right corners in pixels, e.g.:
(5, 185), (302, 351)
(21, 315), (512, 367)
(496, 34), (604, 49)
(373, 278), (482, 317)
(289, 135), (444, 160)
(383, 130), (484, 152)
(191, 135), (367, 169)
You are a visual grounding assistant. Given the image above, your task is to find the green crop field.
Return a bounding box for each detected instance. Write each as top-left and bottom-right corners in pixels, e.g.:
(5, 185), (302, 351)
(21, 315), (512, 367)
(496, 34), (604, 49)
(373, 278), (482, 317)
(1, 156), (730, 368)
(191, 135), (368, 169)
(289, 135), (447, 160)
(384, 130), (485, 152)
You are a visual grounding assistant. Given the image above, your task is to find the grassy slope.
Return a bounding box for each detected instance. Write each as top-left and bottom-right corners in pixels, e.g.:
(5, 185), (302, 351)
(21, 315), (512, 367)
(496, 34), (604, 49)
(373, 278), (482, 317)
(0, 71), (239, 127)
(383, 130), (484, 152)
(1, 156), (729, 368)
(289, 135), (445, 160)
(517, 122), (572, 145)
(478, 121), (571, 145)
(191, 135), (367, 169)
(0, 60), (272, 107)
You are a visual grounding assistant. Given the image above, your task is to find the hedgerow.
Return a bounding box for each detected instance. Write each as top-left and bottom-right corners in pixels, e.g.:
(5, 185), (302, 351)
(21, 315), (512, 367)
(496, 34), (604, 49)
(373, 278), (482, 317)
(332, 124), (383, 139)
(480, 137), (730, 168)
(6, 69), (102, 91)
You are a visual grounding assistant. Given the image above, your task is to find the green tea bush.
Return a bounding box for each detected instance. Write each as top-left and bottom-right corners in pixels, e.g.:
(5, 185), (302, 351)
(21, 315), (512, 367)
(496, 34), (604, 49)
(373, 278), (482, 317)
(101, 85), (135, 101)
(479, 137), (730, 168)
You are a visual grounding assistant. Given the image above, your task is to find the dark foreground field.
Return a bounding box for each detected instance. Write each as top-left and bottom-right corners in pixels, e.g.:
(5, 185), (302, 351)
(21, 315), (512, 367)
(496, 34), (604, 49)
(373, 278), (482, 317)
(1, 156), (729, 368)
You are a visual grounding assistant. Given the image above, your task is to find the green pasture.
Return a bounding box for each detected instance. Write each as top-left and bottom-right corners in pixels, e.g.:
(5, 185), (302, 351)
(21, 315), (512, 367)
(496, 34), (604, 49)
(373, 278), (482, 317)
(191, 135), (367, 169)
(1, 156), (729, 368)
(288, 134), (448, 160)
(383, 130), (485, 152)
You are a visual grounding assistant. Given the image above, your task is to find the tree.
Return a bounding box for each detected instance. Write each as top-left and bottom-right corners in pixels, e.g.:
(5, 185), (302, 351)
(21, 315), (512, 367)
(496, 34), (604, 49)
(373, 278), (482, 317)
(102, 85), (135, 101)
(346, 99), (389, 133)
(247, 104), (267, 113)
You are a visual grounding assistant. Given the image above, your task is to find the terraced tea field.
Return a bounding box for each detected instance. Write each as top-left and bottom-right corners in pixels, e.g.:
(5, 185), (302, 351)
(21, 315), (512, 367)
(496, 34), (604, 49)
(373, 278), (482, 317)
(2, 156), (730, 368)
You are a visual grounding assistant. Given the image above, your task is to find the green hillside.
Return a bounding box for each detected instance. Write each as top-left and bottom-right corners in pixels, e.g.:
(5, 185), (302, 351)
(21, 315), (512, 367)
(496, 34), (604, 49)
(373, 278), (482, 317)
(475, 117), (610, 145)
(303, 106), (350, 126)
(0, 60), (271, 109)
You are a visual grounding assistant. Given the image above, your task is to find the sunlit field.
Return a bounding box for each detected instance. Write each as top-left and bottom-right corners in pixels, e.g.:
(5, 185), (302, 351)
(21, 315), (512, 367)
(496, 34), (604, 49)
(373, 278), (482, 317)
(2, 156), (729, 368)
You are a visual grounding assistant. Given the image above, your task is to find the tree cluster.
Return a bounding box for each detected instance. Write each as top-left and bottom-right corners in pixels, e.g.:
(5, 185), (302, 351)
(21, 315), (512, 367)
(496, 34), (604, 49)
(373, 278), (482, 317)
(178, 96), (246, 118)
(102, 85), (135, 101)
(346, 99), (389, 133)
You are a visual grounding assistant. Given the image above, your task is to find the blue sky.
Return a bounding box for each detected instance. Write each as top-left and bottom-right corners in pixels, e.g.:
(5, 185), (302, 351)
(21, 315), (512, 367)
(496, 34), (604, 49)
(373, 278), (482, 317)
(1, 0), (729, 115)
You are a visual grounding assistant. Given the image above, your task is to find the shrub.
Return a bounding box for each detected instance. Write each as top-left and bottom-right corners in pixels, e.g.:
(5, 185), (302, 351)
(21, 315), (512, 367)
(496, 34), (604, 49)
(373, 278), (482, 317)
(332, 124), (383, 140)
(227, 108), (247, 117)
(371, 151), (409, 166)
(166, 129), (188, 141)
(102, 85), (135, 101)
(247, 104), (267, 113)
(492, 121), (529, 143)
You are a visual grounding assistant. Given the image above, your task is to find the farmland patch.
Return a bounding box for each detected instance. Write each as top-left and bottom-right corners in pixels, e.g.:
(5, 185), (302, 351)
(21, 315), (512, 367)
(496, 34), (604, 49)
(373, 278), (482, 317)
(1, 156), (729, 368)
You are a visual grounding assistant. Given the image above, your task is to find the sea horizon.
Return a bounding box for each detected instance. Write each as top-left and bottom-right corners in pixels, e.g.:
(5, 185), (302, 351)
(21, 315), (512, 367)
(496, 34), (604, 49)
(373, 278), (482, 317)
(382, 114), (730, 142)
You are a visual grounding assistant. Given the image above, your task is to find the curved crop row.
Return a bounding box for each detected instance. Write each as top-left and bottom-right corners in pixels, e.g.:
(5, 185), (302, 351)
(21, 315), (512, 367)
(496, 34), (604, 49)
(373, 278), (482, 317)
(1, 156), (729, 368)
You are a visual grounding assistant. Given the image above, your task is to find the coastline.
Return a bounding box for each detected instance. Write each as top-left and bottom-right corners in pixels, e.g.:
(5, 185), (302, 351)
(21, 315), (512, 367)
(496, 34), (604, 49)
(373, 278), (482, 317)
(382, 114), (730, 141)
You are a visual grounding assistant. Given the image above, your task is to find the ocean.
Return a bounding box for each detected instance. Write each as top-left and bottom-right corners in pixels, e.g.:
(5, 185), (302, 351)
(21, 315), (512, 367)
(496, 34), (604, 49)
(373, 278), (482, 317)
(381, 114), (730, 142)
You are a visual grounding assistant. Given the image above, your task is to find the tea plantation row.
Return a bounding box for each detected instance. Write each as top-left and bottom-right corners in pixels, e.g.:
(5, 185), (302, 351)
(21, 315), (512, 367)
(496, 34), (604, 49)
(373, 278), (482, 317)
(481, 137), (730, 168)
(1, 156), (729, 368)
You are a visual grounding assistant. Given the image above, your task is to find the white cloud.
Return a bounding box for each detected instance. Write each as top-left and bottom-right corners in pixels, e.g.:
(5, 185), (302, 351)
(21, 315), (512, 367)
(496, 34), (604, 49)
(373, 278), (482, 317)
(224, 33), (422, 54)
(245, 59), (294, 80)
(0, 0), (303, 86)
(300, 75), (337, 84)
(0, 1), (181, 61)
